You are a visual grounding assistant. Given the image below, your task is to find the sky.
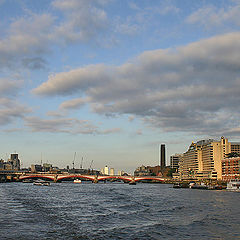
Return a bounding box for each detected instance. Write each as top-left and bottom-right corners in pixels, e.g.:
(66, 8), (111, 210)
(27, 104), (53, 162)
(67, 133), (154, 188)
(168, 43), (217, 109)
(1, 0), (240, 173)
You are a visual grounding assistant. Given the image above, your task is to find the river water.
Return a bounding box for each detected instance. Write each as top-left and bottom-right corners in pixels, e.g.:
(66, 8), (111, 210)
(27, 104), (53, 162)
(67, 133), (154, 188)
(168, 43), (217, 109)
(0, 182), (239, 240)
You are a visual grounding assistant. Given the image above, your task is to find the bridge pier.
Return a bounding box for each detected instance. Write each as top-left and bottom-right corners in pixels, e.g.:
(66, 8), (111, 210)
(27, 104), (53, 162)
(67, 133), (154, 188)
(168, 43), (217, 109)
(15, 175), (20, 182)
(93, 176), (98, 183)
(54, 174), (58, 183)
(129, 176), (136, 184)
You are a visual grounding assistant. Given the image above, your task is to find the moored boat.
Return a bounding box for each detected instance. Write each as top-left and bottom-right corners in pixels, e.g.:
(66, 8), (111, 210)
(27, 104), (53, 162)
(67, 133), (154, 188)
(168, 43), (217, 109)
(74, 179), (82, 183)
(22, 179), (33, 183)
(189, 182), (207, 189)
(33, 180), (50, 186)
(226, 180), (240, 192)
(173, 182), (189, 188)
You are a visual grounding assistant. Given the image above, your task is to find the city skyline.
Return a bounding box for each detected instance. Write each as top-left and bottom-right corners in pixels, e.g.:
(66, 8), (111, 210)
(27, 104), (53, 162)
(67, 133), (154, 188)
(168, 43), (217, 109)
(1, 0), (240, 172)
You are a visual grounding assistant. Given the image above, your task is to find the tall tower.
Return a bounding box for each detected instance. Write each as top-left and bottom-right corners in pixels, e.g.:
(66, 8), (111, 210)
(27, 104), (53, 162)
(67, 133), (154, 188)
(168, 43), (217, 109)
(10, 154), (20, 170)
(161, 144), (166, 169)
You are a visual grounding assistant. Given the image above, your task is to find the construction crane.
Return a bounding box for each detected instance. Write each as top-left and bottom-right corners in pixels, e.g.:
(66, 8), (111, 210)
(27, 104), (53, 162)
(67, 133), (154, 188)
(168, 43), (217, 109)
(89, 160), (93, 169)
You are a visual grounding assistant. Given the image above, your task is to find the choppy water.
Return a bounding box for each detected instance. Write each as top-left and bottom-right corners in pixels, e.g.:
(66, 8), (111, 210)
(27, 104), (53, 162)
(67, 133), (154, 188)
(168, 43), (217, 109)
(0, 182), (239, 240)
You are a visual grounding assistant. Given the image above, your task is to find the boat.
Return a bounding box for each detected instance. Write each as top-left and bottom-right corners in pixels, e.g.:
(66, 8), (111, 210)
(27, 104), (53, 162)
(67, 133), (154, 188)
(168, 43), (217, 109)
(22, 179), (33, 183)
(33, 180), (50, 186)
(74, 179), (82, 183)
(207, 185), (225, 190)
(173, 182), (189, 188)
(226, 180), (240, 192)
(189, 182), (207, 189)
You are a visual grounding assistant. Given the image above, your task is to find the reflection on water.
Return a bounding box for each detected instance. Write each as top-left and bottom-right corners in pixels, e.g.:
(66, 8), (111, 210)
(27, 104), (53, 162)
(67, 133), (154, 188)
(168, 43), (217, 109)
(0, 182), (239, 239)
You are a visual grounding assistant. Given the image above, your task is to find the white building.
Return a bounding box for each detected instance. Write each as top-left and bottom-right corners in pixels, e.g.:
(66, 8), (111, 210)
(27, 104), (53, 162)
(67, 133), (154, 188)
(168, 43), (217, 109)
(118, 170), (124, 176)
(110, 168), (114, 176)
(170, 154), (183, 169)
(104, 166), (109, 175)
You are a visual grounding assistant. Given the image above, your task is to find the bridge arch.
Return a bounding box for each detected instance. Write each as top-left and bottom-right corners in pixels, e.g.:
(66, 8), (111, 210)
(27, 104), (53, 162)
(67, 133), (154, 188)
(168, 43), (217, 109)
(20, 175), (55, 181)
(97, 176), (132, 182)
(56, 175), (95, 182)
(134, 177), (164, 182)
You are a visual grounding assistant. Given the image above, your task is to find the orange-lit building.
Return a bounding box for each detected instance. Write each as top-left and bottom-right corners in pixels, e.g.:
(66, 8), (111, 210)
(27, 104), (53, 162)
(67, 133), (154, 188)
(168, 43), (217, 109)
(222, 157), (240, 181)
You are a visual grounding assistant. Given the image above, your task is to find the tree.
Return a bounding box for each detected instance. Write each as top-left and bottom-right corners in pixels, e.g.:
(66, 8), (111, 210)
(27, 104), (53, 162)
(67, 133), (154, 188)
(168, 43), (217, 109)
(226, 152), (240, 158)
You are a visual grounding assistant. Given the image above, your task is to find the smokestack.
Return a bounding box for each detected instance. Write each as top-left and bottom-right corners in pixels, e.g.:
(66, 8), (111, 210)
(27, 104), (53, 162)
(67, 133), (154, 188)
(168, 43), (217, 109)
(161, 144), (166, 169)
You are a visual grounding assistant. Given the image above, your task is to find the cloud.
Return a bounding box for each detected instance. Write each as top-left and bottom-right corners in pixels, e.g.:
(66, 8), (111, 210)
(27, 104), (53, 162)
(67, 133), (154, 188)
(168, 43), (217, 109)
(116, 1), (179, 36)
(59, 97), (89, 110)
(22, 57), (47, 70)
(0, 98), (31, 125)
(24, 116), (121, 135)
(186, 2), (240, 28)
(33, 64), (111, 96)
(128, 115), (135, 122)
(33, 32), (240, 136)
(0, 1), (112, 69)
(0, 78), (30, 126)
(0, 13), (54, 69)
(52, 0), (109, 43)
(0, 78), (23, 96)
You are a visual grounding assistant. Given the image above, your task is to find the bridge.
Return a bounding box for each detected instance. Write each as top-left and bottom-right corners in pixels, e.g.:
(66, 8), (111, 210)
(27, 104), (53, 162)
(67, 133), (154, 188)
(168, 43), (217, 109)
(16, 173), (166, 183)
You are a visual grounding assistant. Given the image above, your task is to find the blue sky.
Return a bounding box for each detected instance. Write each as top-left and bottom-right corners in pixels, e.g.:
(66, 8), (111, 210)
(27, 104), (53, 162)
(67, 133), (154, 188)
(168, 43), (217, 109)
(1, 0), (240, 172)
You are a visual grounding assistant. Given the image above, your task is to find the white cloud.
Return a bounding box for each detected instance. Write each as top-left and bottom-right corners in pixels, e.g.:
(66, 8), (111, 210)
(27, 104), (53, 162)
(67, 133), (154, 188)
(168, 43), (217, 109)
(24, 116), (121, 135)
(0, 13), (54, 69)
(60, 97), (89, 110)
(0, 98), (31, 125)
(186, 2), (240, 28)
(52, 0), (109, 43)
(0, 1), (112, 69)
(33, 32), (240, 136)
(0, 78), (22, 96)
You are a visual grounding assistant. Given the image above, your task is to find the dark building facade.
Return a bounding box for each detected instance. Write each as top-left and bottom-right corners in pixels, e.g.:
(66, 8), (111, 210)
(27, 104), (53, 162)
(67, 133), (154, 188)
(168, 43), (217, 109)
(161, 144), (166, 168)
(10, 154), (20, 170)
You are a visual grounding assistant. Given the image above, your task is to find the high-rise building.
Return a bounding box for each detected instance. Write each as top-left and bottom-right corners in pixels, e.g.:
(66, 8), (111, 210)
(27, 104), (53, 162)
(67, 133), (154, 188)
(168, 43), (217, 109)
(222, 157), (240, 181)
(118, 170), (124, 176)
(179, 137), (231, 180)
(110, 168), (114, 176)
(8, 154), (20, 170)
(161, 144), (166, 168)
(170, 154), (182, 169)
(230, 142), (240, 155)
(104, 166), (109, 175)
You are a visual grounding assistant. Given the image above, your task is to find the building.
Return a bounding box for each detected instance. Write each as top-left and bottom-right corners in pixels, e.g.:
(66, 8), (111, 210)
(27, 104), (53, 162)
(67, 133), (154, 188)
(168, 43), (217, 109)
(179, 137), (231, 180)
(170, 154), (182, 169)
(42, 163), (52, 172)
(222, 157), (240, 181)
(104, 166), (109, 175)
(147, 166), (162, 176)
(0, 154), (21, 170)
(161, 144), (166, 168)
(230, 142), (240, 155)
(31, 164), (42, 172)
(9, 154), (20, 170)
(117, 170), (124, 176)
(0, 159), (4, 169)
(110, 168), (114, 176)
(134, 165), (162, 176)
(134, 165), (151, 176)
